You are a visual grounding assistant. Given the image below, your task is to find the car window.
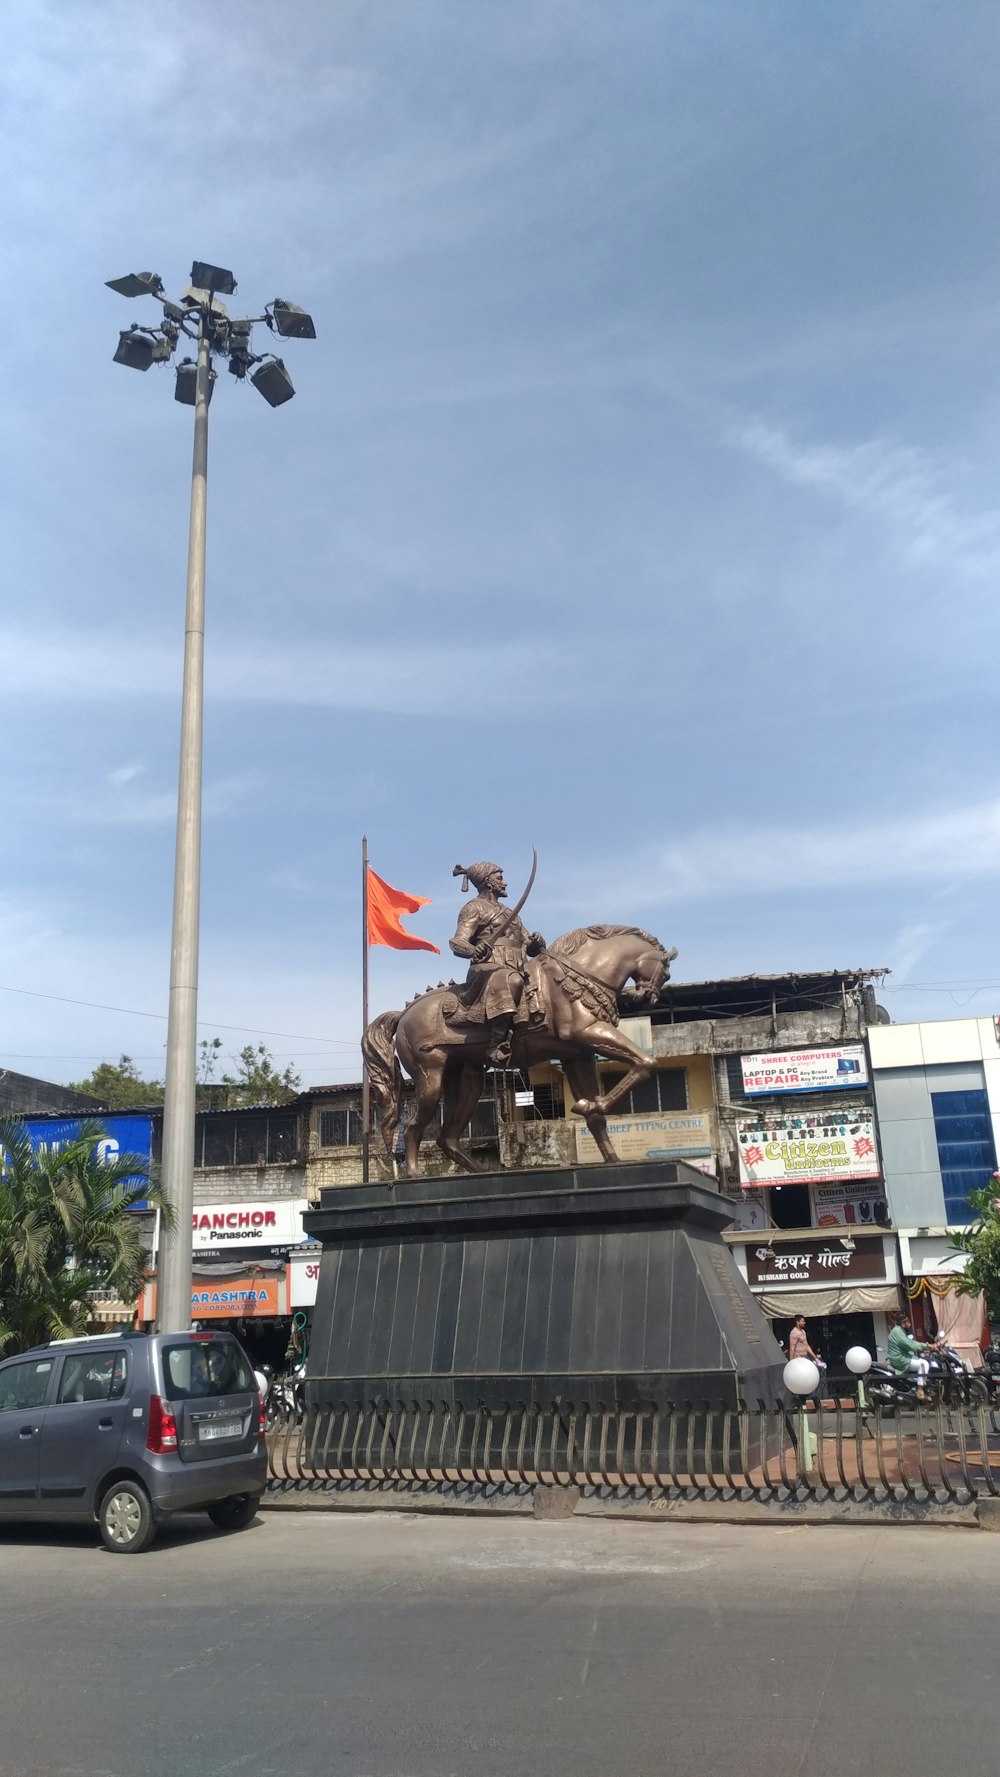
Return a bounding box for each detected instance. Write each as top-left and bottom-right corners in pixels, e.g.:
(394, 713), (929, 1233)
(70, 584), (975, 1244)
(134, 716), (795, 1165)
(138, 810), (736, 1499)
(0, 1358), (54, 1413)
(162, 1342), (255, 1401)
(57, 1350), (129, 1405)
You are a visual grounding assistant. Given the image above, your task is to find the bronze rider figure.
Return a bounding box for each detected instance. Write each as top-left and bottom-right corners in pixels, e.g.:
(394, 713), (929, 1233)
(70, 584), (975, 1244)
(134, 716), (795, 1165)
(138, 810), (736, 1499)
(449, 861), (546, 1066)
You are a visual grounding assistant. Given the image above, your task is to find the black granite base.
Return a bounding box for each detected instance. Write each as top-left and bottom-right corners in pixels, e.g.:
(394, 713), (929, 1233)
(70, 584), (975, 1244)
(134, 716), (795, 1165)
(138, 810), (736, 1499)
(302, 1161), (787, 1427)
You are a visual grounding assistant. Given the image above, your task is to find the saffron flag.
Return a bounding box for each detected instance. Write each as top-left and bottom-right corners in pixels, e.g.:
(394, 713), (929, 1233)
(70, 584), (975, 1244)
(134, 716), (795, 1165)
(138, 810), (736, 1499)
(366, 867), (440, 954)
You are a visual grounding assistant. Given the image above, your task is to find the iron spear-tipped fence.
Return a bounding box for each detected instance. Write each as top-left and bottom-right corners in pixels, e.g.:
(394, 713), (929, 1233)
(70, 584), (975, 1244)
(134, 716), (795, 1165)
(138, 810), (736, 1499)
(264, 1394), (1000, 1508)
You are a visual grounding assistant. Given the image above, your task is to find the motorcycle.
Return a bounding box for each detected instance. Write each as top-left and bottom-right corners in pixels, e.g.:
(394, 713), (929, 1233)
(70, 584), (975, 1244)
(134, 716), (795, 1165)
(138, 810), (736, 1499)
(267, 1359), (306, 1421)
(867, 1342), (990, 1411)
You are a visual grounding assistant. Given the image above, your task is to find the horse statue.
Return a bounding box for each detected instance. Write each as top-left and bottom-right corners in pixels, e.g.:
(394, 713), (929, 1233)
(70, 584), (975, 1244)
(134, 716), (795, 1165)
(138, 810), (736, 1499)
(362, 923), (677, 1177)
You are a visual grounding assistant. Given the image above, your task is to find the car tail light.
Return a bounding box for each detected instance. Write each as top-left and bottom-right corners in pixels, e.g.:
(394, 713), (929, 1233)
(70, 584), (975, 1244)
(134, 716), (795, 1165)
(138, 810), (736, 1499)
(146, 1394), (179, 1453)
(258, 1397), (267, 1437)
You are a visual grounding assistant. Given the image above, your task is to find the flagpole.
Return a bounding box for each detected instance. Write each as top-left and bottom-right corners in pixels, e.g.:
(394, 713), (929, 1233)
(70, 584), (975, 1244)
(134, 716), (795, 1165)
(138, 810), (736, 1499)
(361, 832), (370, 1184)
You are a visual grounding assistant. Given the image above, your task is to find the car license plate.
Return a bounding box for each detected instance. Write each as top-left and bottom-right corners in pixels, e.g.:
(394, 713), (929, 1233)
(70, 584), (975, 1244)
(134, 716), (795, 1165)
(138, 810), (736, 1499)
(199, 1419), (241, 1442)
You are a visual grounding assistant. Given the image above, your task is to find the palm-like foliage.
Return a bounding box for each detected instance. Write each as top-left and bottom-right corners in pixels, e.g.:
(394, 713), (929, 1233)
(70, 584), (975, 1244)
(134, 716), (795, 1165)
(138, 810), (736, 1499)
(0, 1117), (173, 1355)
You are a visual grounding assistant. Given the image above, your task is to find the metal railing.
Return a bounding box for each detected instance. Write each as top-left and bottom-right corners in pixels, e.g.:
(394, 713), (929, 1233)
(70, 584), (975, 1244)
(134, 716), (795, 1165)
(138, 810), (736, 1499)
(264, 1395), (1000, 1508)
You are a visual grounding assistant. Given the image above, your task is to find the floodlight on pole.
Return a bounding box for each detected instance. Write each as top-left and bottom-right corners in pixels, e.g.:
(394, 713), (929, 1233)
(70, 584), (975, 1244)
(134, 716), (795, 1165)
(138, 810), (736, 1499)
(106, 258), (316, 1334)
(190, 260), (236, 296)
(113, 327), (157, 371)
(106, 271), (164, 299)
(175, 359), (217, 406)
(251, 355), (295, 407)
(268, 298), (317, 340)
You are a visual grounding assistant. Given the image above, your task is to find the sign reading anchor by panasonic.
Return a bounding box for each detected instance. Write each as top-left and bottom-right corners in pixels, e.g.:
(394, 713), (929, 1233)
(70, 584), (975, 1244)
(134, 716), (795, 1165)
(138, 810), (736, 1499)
(191, 1198), (309, 1252)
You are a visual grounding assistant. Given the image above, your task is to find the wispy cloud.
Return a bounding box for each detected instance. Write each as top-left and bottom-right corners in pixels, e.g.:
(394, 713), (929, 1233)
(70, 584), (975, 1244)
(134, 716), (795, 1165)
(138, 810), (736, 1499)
(558, 797), (1000, 910)
(107, 763), (143, 787)
(888, 920), (947, 981)
(730, 422), (1000, 575)
(4, 630), (565, 716)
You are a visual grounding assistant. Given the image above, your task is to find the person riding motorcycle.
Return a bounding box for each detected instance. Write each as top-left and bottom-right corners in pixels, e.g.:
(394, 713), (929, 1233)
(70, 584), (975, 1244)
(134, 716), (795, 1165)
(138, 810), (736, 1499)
(887, 1314), (933, 1403)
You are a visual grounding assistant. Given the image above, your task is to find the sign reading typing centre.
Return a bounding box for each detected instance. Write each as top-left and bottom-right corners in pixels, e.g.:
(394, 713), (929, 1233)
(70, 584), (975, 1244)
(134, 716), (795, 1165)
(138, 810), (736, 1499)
(745, 1236), (886, 1288)
(740, 1045), (868, 1097)
(575, 1109), (713, 1166)
(737, 1112), (879, 1187)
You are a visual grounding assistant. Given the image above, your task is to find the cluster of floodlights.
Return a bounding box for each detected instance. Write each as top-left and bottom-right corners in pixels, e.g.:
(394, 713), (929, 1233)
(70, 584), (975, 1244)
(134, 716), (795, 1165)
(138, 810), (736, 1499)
(107, 259), (315, 406)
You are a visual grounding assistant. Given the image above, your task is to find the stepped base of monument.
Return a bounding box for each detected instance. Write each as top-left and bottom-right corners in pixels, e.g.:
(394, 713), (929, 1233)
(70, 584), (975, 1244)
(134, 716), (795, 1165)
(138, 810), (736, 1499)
(302, 1159), (787, 1425)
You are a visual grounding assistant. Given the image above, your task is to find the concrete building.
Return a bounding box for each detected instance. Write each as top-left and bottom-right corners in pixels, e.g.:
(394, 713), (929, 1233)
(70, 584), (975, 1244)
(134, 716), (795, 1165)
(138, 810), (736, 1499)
(868, 1017), (999, 1357)
(500, 968), (896, 1372)
(0, 1068), (101, 1116)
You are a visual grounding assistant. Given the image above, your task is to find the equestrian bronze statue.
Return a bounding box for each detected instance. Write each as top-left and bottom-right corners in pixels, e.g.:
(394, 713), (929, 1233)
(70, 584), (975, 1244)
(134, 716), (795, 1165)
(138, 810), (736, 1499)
(362, 853), (677, 1176)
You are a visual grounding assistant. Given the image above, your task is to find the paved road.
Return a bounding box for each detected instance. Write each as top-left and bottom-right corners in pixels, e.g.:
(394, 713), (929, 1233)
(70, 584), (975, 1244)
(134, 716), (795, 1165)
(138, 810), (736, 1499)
(1, 1508), (997, 1776)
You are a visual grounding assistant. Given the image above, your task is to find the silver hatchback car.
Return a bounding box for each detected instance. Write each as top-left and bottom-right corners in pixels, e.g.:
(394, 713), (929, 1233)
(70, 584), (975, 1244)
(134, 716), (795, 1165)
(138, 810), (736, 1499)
(0, 1329), (267, 1553)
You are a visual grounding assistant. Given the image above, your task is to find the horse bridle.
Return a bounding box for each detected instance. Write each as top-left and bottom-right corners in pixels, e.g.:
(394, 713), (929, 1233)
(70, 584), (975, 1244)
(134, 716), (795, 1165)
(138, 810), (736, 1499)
(553, 948), (668, 1009)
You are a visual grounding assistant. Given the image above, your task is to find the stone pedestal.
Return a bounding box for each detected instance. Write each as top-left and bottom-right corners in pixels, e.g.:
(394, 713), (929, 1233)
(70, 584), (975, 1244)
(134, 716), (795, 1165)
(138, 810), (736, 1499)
(302, 1160), (786, 1423)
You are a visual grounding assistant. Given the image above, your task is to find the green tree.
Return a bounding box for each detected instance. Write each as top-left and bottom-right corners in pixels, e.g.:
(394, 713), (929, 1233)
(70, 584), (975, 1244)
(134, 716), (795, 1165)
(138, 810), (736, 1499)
(219, 1043), (301, 1108)
(0, 1118), (173, 1355)
(948, 1176), (1000, 1319)
(68, 1054), (164, 1109)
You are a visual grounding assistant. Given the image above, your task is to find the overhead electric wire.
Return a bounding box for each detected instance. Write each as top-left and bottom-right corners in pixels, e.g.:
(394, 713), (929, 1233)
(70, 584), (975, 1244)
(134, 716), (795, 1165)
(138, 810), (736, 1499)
(0, 982), (356, 1046)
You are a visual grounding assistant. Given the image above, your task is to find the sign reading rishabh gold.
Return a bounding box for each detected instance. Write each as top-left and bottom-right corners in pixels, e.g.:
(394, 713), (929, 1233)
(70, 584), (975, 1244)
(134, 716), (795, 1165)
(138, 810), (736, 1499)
(737, 1112), (879, 1186)
(576, 1109), (714, 1165)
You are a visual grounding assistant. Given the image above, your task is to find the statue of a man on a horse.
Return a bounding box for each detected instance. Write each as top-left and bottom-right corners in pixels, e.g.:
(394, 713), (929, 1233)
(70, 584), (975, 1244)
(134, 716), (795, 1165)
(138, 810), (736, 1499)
(362, 853), (677, 1178)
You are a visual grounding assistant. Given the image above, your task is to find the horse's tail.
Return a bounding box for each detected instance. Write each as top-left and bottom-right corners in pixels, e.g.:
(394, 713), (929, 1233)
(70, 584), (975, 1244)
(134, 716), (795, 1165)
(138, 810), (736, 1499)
(362, 1011), (404, 1163)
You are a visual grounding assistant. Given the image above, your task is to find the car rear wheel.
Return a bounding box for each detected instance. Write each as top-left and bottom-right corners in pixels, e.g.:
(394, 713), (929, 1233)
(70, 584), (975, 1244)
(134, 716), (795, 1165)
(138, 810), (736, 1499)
(206, 1494), (260, 1532)
(99, 1480), (156, 1554)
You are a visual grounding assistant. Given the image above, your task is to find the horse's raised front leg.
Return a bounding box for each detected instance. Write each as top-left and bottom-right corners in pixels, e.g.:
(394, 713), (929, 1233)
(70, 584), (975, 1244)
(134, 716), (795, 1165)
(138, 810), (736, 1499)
(568, 1023), (656, 1118)
(437, 1061), (486, 1175)
(563, 1055), (620, 1163)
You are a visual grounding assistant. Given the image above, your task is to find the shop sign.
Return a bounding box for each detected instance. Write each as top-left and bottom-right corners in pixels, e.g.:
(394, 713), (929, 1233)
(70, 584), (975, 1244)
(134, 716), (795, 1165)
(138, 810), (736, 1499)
(576, 1109), (713, 1165)
(141, 1274), (285, 1320)
(813, 1179), (888, 1229)
(20, 1114), (152, 1211)
(740, 1045), (868, 1097)
(191, 1198), (309, 1252)
(289, 1250), (321, 1307)
(737, 1112), (879, 1186)
(745, 1236), (886, 1288)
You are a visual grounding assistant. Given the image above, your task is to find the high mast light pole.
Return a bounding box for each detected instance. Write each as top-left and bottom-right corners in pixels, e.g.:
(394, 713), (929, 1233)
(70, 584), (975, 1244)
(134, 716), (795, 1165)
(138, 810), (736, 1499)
(107, 261), (316, 1333)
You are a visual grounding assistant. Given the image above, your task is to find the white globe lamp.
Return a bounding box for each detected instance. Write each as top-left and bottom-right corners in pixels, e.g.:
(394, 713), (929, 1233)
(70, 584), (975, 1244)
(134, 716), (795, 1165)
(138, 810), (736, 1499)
(845, 1344), (873, 1415)
(783, 1357), (820, 1398)
(783, 1357), (820, 1480)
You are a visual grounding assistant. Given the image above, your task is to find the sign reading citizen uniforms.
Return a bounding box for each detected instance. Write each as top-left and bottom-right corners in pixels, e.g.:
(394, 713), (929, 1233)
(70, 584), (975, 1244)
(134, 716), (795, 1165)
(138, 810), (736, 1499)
(737, 1112), (879, 1186)
(191, 1198), (308, 1251)
(745, 1237), (886, 1288)
(740, 1046), (868, 1096)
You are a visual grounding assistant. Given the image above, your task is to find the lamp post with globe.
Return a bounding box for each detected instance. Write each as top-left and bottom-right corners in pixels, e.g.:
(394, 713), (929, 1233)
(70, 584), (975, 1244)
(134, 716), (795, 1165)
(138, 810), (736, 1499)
(783, 1356), (821, 1481)
(845, 1344), (873, 1421)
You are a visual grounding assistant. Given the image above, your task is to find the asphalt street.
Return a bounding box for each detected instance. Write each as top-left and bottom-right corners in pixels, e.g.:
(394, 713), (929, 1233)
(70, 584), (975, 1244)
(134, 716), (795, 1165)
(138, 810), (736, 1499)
(1, 1508), (996, 1777)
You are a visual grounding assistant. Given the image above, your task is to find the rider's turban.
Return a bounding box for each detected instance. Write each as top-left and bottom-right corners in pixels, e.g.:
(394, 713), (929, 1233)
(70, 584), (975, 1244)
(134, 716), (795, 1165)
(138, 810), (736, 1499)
(453, 861), (501, 894)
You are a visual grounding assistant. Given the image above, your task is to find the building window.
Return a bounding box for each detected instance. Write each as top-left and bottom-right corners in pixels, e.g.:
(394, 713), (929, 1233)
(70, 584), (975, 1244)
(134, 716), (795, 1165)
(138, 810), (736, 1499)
(604, 1068), (687, 1115)
(930, 1089), (997, 1224)
(531, 1082), (565, 1120)
(467, 1098), (498, 1140)
(195, 1112), (299, 1168)
(319, 1108), (362, 1148)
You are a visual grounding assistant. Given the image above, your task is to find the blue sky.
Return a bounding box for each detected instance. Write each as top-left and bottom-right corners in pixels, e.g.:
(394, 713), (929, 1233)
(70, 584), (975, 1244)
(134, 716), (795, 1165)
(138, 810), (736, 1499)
(3, 1), (1000, 1088)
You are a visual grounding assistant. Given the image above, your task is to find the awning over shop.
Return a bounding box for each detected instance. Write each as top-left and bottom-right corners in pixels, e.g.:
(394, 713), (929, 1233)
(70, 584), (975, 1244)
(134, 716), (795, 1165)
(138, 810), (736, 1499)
(758, 1285), (901, 1317)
